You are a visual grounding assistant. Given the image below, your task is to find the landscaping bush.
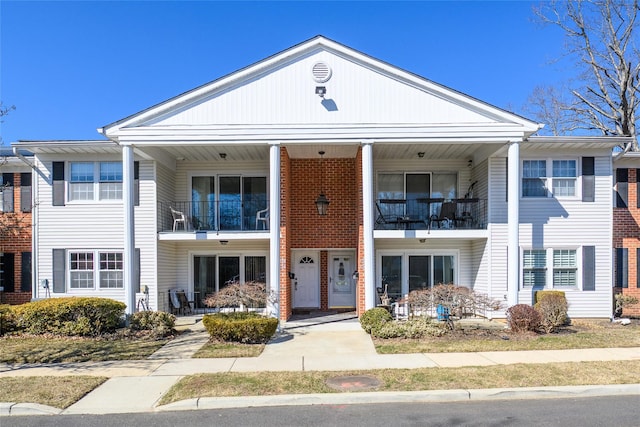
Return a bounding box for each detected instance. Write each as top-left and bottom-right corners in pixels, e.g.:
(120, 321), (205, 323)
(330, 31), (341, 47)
(535, 293), (568, 333)
(614, 293), (639, 317)
(129, 311), (176, 337)
(506, 304), (541, 333)
(359, 307), (393, 334)
(12, 297), (126, 336)
(373, 317), (448, 339)
(204, 281), (267, 310)
(534, 290), (566, 305)
(202, 312), (277, 343)
(0, 304), (18, 336)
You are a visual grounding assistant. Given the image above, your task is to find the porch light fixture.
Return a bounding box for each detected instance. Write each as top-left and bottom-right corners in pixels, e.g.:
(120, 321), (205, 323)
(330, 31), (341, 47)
(219, 153), (227, 159)
(418, 152), (425, 158)
(219, 240), (228, 245)
(315, 86), (327, 98)
(315, 151), (330, 216)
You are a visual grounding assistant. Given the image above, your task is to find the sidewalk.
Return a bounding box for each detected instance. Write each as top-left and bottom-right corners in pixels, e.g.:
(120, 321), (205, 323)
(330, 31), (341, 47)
(1, 313), (639, 416)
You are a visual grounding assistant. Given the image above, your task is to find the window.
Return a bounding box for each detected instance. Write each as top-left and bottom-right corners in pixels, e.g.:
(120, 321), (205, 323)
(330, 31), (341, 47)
(70, 252), (94, 289)
(69, 161), (123, 201)
(523, 250), (546, 287)
(99, 162), (123, 200)
(523, 159), (578, 198)
(553, 249), (577, 287)
(1, 173), (14, 213)
(99, 252), (123, 288)
(552, 160), (576, 196)
(522, 160), (547, 197)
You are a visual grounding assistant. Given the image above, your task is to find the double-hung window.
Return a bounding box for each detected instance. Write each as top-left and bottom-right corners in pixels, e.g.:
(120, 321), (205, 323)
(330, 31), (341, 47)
(99, 252), (123, 288)
(553, 249), (577, 287)
(523, 250), (546, 287)
(522, 159), (577, 198)
(552, 160), (577, 196)
(99, 162), (123, 200)
(69, 161), (123, 201)
(69, 252), (94, 289)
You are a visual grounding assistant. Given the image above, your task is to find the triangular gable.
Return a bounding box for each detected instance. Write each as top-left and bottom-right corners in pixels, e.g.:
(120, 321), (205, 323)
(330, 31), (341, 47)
(101, 36), (540, 138)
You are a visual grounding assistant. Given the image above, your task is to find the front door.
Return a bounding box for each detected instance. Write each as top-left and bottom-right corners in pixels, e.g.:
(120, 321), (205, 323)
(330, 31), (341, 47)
(329, 253), (356, 308)
(293, 252), (319, 308)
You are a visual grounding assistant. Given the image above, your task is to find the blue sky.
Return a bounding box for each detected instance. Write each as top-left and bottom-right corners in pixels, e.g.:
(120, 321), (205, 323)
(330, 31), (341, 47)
(0, 1), (569, 143)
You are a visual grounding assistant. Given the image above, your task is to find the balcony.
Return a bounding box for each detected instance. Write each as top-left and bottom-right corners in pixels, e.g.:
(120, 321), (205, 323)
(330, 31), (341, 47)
(158, 200), (269, 232)
(374, 198), (487, 231)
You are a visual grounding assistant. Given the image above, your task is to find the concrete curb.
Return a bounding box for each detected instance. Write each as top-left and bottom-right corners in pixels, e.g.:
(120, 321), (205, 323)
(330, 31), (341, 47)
(155, 384), (640, 412)
(0, 402), (62, 416)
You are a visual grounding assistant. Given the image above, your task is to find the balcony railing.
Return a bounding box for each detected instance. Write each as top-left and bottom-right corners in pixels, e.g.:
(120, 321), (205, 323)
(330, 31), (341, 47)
(375, 198), (487, 230)
(158, 200), (269, 232)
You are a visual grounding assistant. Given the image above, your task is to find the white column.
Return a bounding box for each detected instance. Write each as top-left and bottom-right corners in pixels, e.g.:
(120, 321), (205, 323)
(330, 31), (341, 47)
(507, 140), (520, 307)
(268, 143), (281, 319)
(122, 144), (136, 315)
(362, 140), (376, 310)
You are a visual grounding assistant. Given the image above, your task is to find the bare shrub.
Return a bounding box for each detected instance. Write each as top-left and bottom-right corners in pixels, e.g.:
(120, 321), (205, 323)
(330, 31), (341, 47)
(535, 293), (568, 333)
(406, 284), (502, 320)
(204, 282), (267, 311)
(614, 294), (639, 317)
(506, 304), (541, 333)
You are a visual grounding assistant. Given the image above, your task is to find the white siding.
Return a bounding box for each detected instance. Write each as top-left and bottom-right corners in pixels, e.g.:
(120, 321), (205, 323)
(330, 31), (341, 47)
(147, 51), (496, 128)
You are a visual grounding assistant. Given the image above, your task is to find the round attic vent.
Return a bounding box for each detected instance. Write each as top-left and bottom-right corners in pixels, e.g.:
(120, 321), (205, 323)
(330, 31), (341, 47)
(312, 62), (332, 83)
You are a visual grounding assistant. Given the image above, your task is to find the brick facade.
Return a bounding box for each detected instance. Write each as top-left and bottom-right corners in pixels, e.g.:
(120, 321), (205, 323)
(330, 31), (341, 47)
(279, 149), (360, 318)
(613, 168), (640, 316)
(0, 172), (33, 305)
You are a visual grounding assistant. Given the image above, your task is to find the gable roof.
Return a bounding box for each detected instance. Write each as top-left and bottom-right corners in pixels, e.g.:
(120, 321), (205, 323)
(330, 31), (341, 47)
(100, 35), (541, 142)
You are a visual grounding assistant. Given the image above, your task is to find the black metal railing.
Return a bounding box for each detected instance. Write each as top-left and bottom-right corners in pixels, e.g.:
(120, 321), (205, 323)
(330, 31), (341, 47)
(374, 198), (487, 230)
(158, 200), (269, 232)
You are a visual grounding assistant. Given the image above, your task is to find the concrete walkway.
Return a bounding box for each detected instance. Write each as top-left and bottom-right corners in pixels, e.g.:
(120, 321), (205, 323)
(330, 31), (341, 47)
(1, 313), (639, 416)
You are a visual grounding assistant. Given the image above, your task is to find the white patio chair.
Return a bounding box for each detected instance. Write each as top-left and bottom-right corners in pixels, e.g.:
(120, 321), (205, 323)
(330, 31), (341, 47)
(170, 206), (187, 231)
(256, 207), (269, 229)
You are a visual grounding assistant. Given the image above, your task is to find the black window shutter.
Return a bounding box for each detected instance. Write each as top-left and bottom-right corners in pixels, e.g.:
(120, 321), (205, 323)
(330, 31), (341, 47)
(636, 169), (640, 209)
(582, 246), (595, 291)
(134, 161), (140, 207)
(616, 169), (628, 208)
(52, 249), (66, 293)
(582, 157), (595, 202)
(615, 248), (628, 288)
(637, 248), (640, 289)
(52, 162), (65, 206)
(134, 248), (141, 293)
(21, 252), (32, 292)
(20, 172), (32, 213)
(2, 173), (14, 213)
(505, 158), (508, 202)
(2, 252), (15, 292)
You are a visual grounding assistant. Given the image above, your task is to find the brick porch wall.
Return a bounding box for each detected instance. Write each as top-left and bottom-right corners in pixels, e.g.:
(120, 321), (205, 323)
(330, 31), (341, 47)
(0, 172), (33, 305)
(279, 148), (293, 321)
(355, 147), (365, 316)
(613, 168), (640, 316)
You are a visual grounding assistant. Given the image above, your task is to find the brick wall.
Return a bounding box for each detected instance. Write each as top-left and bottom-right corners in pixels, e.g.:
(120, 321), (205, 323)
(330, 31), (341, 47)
(279, 148), (292, 321)
(613, 168), (640, 316)
(0, 172), (33, 305)
(355, 148), (365, 316)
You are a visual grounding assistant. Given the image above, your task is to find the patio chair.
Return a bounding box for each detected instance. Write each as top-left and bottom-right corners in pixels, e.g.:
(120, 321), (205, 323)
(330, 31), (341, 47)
(170, 206), (187, 231)
(256, 207), (269, 230)
(430, 201), (458, 229)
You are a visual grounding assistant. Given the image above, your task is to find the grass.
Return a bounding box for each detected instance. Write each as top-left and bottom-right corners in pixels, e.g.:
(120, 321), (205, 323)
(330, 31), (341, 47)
(158, 359), (640, 405)
(193, 341), (265, 358)
(0, 334), (169, 364)
(374, 319), (640, 354)
(0, 376), (107, 409)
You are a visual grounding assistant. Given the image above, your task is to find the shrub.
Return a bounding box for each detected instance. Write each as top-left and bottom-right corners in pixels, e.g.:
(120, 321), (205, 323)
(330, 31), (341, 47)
(614, 293), (639, 317)
(13, 297), (126, 336)
(359, 307), (393, 334)
(204, 281), (267, 311)
(373, 317), (448, 339)
(129, 311), (176, 337)
(202, 312), (278, 343)
(406, 285), (502, 319)
(534, 290), (566, 305)
(535, 293), (568, 333)
(506, 304), (541, 333)
(0, 304), (18, 336)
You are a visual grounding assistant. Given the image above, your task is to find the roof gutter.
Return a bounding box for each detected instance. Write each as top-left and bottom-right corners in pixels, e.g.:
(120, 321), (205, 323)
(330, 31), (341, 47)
(613, 138), (634, 162)
(12, 145), (49, 182)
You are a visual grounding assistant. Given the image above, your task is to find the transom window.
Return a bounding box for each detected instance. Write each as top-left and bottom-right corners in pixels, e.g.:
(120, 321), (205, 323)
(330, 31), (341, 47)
(553, 249), (577, 287)
(69, 161), (122, 201)
(522, 159), (577, 198)
(523, 250), (546, 287)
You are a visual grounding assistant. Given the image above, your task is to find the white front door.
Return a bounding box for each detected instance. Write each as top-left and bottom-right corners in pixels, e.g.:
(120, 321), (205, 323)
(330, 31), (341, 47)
(293, 252), (319, 308)
(329, 253), (356, 308)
